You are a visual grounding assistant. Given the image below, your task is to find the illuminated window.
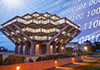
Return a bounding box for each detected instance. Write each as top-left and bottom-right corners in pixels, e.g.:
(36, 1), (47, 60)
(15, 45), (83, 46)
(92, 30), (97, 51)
(60, 39), (63, 42)
(24, 16), (28, 19)
(44, 14), (47, 17)
(23, 37), (27, 41)
(43, 20), (48, 24)
(27, 20), (32, 24)
(33, 13), (39, 17)
(30, 36), (33, 39)
(39, 20), (41, 23)
(48, 36), (52, 40)
(54, 38), (58, 41)
(11, 32), (14, 34)
(22, 28), (26, 31)
(16, 30), (20, 33)
(26, 27), (60, 33)
(18, 38), (21, 42)
(62, 31), (66, 34)
(38, 28), (41, 32)
(56, 29), (60, 32)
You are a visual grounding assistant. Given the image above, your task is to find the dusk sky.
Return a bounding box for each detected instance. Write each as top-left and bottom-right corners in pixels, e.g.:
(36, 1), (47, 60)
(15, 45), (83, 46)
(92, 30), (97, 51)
(0, 0), (100, 50)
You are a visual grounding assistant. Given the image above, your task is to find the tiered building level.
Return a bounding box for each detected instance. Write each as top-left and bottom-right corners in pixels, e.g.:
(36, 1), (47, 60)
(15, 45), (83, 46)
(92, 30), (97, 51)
(0, 12), (81, 55)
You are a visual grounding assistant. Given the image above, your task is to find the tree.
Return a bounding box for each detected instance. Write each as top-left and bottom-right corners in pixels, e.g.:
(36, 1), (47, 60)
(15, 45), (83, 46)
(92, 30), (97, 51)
(94, 42), (100, 50)
(90, 45), (96, 52)
(84, 40), (92, 45)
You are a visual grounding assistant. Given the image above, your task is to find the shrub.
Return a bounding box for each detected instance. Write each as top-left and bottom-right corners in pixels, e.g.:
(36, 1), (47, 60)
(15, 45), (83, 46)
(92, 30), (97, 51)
(0, 54), (3, 65)
(67, 51), (73, 56)
(28, 58), (34, 62)
(36, 56), (42, 61)
(36, 53), (75, 62)
(57, 54), (66, 58)
(4, 58), (18, 65)
(45, 54), (58, 60)
(76, 50), (83, 56)
(4, 54), (25, 65)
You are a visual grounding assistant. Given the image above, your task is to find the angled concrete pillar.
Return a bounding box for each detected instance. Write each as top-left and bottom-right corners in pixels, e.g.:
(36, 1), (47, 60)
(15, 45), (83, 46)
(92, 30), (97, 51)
(46, 43), (50, 55)
(18, 42), (24, 54)
(30, 43), (36, 55)
(14, 42), (19, 54)
(24, 41), (30, 55)
(7, 26), (25, 43)
(1, 30), (15, 43)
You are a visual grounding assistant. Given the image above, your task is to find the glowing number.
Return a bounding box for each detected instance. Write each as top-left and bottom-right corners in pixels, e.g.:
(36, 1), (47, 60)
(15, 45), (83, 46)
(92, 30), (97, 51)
(87, 7), (100, 17)
(83, 23), (87, 30)
(89, 0), (99, 6)
(93, 20), (98, 28)
(91, 9), (95, 16)
(88, 21), (92, 29)
(96, 7), (100, 14)
(87, 11), (90, 17)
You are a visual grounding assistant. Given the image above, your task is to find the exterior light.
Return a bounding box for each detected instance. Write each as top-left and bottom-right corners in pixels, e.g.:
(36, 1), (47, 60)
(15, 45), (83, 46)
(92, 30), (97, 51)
(84, 46), (87, 50)
(16, 66), (20, 70)
(62, 47), (64, 50)
(81, 56), (84, 60)
(36, 44), (39, 47)
(50, 45), (53, 48)
(55, 60), (57, 63)
(72, 58), (75, 63)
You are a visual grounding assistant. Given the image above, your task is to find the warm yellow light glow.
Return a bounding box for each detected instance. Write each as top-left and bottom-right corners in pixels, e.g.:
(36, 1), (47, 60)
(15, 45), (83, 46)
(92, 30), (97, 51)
(36, 44), (39, 47)
(84, 46), (88, 50)
(16, 66), (20, 70)
(73, 62), (86, 65)
(62, 47), (64, 50)
(50, 45), (53, 48)
(50, 45), (53, 54)
(72, 58), (75, 63)
(56, 66), (72, 69)
(72, 58), (74, 61)
(82, 56), (84, 60)
(55, 60), (57, 63)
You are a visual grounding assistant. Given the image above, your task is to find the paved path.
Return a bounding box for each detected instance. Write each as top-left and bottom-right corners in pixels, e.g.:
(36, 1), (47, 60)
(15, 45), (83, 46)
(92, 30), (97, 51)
(45, 55), (100, 70)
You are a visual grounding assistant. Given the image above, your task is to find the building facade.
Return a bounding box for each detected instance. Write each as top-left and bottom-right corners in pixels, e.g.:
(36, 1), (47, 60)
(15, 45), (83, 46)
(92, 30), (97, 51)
(0, 12), (81, 55)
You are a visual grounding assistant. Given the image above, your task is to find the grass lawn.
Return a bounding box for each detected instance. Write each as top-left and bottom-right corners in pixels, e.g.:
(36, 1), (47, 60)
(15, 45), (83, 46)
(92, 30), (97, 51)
(70, 59), (100, 70)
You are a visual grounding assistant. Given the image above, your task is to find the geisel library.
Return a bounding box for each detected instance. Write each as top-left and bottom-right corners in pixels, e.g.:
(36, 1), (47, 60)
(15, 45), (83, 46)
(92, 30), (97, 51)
(0, 12), (81, 55)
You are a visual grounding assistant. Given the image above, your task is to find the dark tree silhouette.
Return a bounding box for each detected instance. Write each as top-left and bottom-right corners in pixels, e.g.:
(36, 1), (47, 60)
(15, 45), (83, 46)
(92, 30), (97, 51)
(94, 42), (100, 50)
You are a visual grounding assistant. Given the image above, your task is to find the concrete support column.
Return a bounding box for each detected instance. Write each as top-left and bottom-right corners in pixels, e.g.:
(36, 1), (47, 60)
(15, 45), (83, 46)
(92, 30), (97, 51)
(64, 46), (66, 53)
(24, 41), (30, 55)
(18, 42), (24, 54)
(46, 43), (50, 55)
(53, 44), (56, 54)
(14, 43), (19, 54)
(62, 43), (66, 53)
(30, 43), (36, 55)
(58, 43), (62, 54)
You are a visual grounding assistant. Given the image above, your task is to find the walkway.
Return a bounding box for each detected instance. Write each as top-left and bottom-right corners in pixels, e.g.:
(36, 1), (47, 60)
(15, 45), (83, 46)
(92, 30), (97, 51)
(45, 55), (100, 70)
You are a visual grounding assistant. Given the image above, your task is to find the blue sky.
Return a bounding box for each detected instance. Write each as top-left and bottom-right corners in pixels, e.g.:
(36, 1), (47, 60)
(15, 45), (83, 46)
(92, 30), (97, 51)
(0, 0), (44, 50)
(0, 0), (100, 50)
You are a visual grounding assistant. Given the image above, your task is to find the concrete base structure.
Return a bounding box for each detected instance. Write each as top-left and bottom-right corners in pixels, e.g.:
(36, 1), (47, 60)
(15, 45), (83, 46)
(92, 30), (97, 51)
(15, 43), (66, 55)
(0, 56), (83, 70)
